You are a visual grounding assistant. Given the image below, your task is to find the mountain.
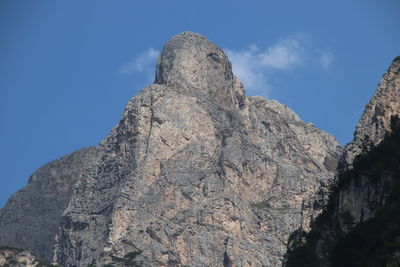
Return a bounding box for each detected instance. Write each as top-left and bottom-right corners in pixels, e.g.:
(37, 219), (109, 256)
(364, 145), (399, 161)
(0, 246), (57, 267)
(0, 147), (96, 261)
(342, 56), (400, 166)
(337, 57), (400, 224)
(286, 56), (400, 267)
(1, 31), (342, 266)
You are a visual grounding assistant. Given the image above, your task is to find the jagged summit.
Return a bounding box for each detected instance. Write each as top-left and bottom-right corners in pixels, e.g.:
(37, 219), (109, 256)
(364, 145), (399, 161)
(155, 31), (234, 89)
(0, 32), (341, 266)
(155, 32), (243, 110)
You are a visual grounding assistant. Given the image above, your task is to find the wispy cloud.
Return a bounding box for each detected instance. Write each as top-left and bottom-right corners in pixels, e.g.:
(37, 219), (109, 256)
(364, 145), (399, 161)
(319, 51), (334, 70)
(226, 36), (305, 94)
(120, 36), (334, 96)
(226, 34), (334, 96)
(259, 37), (304, 70)
(120, 47), (160, 82)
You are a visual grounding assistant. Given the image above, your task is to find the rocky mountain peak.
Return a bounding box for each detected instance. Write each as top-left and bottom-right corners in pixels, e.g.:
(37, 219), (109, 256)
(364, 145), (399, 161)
(0, 32), (341, 267)
(342, 56), (400, 165)
(155, 31), (242, 109)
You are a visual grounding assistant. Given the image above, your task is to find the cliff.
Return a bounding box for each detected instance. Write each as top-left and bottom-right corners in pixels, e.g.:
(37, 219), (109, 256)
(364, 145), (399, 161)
(342, 56), (400, 166)
(0, 147), (96, 260)
(0, 32), (341, 266)
(286, 57), (400, 267)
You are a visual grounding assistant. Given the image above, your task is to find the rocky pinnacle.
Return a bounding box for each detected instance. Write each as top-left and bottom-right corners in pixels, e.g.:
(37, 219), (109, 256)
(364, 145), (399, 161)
(0, 32), (342, 266)
(155, 31), (244, 110)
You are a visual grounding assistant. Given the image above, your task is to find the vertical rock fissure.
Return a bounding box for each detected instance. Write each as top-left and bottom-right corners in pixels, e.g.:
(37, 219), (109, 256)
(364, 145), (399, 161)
(144, 96), (155, 161)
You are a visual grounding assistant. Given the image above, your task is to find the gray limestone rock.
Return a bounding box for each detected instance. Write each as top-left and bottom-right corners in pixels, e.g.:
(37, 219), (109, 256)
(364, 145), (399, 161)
(0, 147), (96, 261)
(283, 56), (400, 266)
(155, 32), (239, 111)
(0, 32), (343, 266)
(51, 32), (341, 266)
(341, 56), (400, 166)
(0, 246), (54, 267)
(337, 56), (400, 225)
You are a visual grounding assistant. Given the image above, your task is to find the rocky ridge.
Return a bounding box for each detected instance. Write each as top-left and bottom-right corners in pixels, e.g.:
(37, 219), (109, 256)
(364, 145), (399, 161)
(338, 56), (400, 224)
(54, 32), (341, 266)
(0, 32), (341, 266)
(285, 56), (400, 267)
(342, 56), (400, 166)
(0, 147), (96, 261)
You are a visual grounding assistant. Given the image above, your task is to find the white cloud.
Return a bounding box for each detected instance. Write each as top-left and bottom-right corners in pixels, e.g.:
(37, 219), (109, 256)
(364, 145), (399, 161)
(259, 37), (304, 69)
(319, 51), (334, 70)
(226, 36), (305, 95)
(120, 37), (334, 96)
(226, 34), (334, 96)
(120, 47), (160, 82)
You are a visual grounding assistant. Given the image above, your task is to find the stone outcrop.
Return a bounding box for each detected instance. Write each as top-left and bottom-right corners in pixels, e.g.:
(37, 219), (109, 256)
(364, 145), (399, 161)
(52, 32), (341, 266)
(0, 247), (54, 267)
(0, 147), (96, 261)
(285, 56), (400, 267)
(0, 32), (342, 266)
(337, 57), (400, 225)
(342, 56), (400, 166)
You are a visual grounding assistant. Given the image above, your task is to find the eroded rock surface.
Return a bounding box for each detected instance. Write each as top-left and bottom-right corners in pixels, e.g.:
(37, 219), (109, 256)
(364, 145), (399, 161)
(0, 147), (96, 260)
(342, 56), (400, 166)
(52, 32), (341, 266)
(338, 57), (400, 224)
(0, 247), (55, 267)
(285, 56), (400, 267)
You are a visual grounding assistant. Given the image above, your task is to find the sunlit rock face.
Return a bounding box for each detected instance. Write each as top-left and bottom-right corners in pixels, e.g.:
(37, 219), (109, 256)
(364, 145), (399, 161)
(155, 31), (239, 110)
(0, 32), (341, 266)
(53, 32), (341, 266)
(342, 56), (400, 166)
(338, 56), (400, 227)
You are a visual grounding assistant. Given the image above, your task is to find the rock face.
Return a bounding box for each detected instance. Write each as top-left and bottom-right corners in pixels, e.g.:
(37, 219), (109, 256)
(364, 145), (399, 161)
(337, 57), (400, 225)
(342, 56), (400, 166)
(0, 247), (54, 267)
(285, 56), (400, 267)
(155, 32), (240, 111)
(0, 147), (96, 261)
(0, 32), (341, 266)
(51, 32), (341, 266)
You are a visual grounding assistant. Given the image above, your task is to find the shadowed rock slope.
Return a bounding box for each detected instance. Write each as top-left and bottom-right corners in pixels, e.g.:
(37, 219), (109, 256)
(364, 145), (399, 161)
(0, 147), (96, 261)
(0, 32), (341, 266)
(285, 56), (400, 267)
(342, 56), (400, 166)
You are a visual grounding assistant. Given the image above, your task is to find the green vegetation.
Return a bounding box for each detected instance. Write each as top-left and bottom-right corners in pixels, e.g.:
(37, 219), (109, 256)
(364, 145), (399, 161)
(109, 250), (142, 266)
(124, 250), (142, 260)
(286, 115), (400, 267)
(331, 201), (400, 267)
(250, 200), (269, 209)
(286, 242), (322, 267)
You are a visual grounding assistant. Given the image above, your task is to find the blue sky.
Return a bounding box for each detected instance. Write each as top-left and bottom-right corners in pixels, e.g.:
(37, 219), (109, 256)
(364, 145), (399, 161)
(1, 0), (399, 207)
